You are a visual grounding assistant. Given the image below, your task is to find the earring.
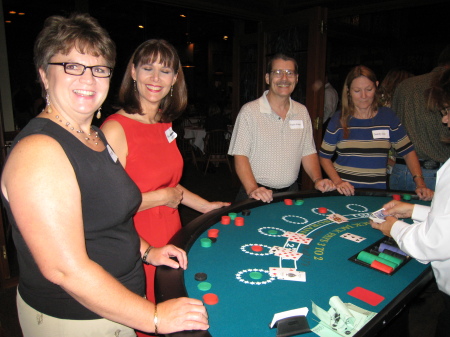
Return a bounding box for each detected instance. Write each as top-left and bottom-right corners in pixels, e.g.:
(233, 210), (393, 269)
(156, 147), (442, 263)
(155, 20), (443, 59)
(45, 92), (52, 113)
(96, 107), (102, 120)
(170, 85), (173, 97)
(134, 80), (137, 92)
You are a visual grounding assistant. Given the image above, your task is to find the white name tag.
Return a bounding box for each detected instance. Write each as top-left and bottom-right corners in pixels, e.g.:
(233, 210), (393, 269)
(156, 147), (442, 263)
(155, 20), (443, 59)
(372, 130), (389, 139)
(289, 120), (304, 129)
(165, 127), (177, 143)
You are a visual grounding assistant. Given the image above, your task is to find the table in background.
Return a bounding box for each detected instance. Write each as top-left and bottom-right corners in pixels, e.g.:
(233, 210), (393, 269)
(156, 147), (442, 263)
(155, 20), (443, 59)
(184, 126), (206, 153)
(156, 190), (433, 337)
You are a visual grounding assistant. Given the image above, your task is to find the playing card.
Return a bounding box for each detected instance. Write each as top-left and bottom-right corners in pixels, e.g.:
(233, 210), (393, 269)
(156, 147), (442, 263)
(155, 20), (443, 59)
(340, 233), (366, 243)
(369, 208), (387, 223)
(269, 246), (286, 254)
(269, 267), (296, 278)
(326, 213), (349, 223)
(282, 232), (313, 244)
(274, 250), (303, 260)
(279, 270), (306, 282)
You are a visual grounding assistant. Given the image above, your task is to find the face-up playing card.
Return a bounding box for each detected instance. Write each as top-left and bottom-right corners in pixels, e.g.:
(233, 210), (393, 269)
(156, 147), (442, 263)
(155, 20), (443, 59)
(340, 233), (366, 243)
(269, 267), (296, 278)
(282, 232), (313, 245)
(269, 246), (288, 254)
(326, 213), (349, 223)
(273, 249), (303, 261)
(279, 270), (306, 282)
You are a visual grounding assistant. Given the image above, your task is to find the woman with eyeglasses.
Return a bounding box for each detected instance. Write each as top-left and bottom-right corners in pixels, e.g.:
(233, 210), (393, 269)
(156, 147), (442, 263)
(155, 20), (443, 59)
(101, 39), (229, 335)
(0, 13), (208, 337)
(319, 65), (433, 201)
(370, 70), (450, 336)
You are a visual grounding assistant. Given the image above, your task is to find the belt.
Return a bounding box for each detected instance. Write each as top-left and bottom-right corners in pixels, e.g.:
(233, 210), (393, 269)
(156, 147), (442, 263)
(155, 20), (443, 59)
(396, 158), (442, 170)
(257, 184), (291, 193)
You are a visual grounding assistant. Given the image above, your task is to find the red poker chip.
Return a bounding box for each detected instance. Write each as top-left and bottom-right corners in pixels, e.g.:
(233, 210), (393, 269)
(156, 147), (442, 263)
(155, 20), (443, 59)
(203, 293), (219, 305)
(208, 229), (219, 238)
(284, 199), (293, 205)
(318, 207), (327, 213)
(221, 216), (231, 225)
(392, 194), (401, 201)
(251, 245), (263, 252)
(234, 217), (245, 226)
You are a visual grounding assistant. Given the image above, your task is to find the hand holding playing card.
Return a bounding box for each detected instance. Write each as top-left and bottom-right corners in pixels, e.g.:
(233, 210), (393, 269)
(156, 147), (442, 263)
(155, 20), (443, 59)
(370, 217), (397, 237)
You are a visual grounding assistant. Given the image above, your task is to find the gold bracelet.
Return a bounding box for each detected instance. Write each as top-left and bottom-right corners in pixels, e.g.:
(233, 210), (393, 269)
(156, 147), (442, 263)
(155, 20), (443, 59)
(412, 174), (424, 180)
(153, 304), (158, 335)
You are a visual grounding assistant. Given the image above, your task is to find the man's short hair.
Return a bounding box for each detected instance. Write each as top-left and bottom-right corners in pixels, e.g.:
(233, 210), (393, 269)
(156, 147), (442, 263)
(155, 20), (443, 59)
(267, 53), (298, 74)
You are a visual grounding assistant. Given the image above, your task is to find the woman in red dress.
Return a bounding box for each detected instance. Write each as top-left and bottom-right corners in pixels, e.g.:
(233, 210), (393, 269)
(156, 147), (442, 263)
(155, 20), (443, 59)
(101, 39), (229, 336)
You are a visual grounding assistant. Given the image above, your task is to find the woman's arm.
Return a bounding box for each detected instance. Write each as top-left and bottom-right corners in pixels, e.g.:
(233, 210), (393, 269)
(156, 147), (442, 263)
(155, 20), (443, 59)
(178, 184), (230, 213)
(319, 156), (354, 196)
(1, 135), (208, 334)
(402, 151), (434, 201)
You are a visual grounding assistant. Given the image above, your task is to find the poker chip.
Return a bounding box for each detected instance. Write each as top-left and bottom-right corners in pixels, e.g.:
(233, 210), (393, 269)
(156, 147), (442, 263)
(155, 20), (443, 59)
(392, 194), (401, 201)
(241, 209), (251, 216)
(284, 199), (293, 205)
(221, 215), (231, 225)
(208, 228), (219, 238)
(249, 271), (263, 280)
(200, 238), (212, 248)
(268, 229), (278, 235)
(208, 237), (217, 243)
(195, 272), (207, 281)
(203, 293), (219, 305)
(234, 217), (245, 226)
(251, 245), (263, 252)
(197, 282), (212, 291)
(403, 194), (411, 201)
(294, 199), (304, 205)
(318, 207), (328, 214)
(228, 212), (237, 220)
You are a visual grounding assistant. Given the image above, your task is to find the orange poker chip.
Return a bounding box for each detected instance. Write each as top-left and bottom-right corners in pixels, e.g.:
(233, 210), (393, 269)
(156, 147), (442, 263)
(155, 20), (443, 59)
(203, 293), (219, 305)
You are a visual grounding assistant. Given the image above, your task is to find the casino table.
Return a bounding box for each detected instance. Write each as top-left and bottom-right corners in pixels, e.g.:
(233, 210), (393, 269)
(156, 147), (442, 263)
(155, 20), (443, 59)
(156, 190), (433, 337)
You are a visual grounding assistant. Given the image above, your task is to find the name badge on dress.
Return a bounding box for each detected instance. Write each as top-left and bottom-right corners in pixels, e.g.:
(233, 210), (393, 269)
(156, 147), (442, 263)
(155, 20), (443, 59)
(289, 120), (304, 129)
(165, 127), (177, 143)
(372, 130), (389, 139)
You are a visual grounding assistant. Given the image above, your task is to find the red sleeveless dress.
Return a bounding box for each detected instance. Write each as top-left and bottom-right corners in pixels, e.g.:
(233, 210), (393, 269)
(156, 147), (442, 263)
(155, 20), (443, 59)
(104, 114), (183, 308)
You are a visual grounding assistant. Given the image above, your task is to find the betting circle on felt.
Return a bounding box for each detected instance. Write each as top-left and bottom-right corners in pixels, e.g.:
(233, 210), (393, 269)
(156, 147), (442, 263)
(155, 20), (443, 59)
(157, 192), (432, 337)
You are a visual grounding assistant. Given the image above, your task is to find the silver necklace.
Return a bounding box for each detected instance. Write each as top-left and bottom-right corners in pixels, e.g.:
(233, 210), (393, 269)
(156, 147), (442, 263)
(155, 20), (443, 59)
(46, 108), (101, 145)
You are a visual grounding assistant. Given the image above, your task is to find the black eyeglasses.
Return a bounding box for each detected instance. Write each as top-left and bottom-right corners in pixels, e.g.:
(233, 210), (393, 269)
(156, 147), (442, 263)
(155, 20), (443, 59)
(48, 62), (113, 78)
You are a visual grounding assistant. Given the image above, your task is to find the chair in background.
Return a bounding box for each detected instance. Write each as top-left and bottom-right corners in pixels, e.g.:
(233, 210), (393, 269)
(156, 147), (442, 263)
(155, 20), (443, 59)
(203, 129), (232, 174)
(174, 123), (200, 170)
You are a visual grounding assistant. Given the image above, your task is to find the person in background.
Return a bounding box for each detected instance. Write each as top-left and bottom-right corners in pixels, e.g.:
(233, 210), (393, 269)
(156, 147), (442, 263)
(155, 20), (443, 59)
(228, 53), (335, 203)
(323, 73), (339, 125)
(390, 45), (450, 191)
(101, 39), (229, 334)
(319, 65), (433, 201)
(379, 68), (414, 108)
(0, 14), (208, 337)
(378, 68), (414, 178)
(370, 82), (450, 335)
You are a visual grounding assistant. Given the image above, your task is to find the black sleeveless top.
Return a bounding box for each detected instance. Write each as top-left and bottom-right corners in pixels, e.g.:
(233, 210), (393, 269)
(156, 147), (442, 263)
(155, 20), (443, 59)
(1, 118), (145, 319)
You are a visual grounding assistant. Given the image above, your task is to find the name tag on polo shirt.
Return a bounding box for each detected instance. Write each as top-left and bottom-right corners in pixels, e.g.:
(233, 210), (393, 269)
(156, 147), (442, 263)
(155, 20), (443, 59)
(372, 130), (389, 139)
(165, 127), (177, 143)
(289, 120), (304, 129)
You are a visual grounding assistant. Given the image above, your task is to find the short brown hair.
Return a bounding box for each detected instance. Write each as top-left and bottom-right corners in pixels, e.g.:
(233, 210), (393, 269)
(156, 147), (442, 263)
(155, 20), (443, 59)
(117, 39), (187, 122)
(34, 13), (116, 94)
